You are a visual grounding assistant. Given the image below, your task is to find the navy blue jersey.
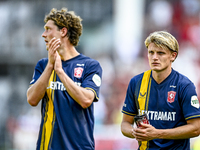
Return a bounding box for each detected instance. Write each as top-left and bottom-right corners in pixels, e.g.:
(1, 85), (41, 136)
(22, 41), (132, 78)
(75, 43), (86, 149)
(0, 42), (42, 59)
(30, 54), (102, 150)
(122, 69), (200, 150)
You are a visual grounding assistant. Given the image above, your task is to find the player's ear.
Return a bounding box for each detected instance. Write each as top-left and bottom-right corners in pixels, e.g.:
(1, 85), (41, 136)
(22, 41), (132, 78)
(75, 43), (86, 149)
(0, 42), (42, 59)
(60, 27), (68, 37)
(171, 52), (177, 62)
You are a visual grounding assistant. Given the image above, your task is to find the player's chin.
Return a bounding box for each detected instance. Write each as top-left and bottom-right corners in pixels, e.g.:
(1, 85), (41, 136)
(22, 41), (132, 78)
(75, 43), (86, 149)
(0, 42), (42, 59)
(46, 46), (49, 51)
(151, 67), (162, 72)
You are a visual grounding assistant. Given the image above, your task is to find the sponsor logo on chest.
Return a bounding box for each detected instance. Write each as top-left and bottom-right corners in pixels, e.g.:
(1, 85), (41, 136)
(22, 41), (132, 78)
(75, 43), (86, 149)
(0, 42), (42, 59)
(138, 109), (176, 121)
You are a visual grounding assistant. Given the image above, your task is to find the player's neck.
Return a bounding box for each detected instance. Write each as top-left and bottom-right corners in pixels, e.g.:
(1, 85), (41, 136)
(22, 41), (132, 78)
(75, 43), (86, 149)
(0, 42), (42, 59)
(152, 67), (172, 84)
(59, 47), (79, 61)
(58, 41), (80, 61)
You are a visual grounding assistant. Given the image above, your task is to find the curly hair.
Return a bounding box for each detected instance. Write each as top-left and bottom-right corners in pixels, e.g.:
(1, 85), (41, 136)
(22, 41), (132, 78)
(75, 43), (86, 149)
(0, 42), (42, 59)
(44, 8), (83, 46)
(145, 31), (179, 60)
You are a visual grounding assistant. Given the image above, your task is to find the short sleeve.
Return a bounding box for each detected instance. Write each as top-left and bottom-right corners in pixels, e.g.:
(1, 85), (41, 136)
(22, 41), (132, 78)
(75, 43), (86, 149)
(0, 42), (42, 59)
(29, 58), (47, 85)
(81, 60), (103, 102)
(179, 82), (200, 120)
(122, 78), (138, 116)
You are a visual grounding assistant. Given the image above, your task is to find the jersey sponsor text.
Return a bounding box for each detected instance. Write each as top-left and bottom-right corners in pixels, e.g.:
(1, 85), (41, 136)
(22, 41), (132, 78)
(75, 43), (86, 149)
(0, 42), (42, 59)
(48, 81), (66, 91)
(138, 109), (176, 121)
(47, 81), (82, 91)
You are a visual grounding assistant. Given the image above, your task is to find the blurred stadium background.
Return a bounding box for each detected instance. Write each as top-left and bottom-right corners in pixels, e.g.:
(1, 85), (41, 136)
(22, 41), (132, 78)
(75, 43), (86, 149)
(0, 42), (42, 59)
(0, 0), (200, 149)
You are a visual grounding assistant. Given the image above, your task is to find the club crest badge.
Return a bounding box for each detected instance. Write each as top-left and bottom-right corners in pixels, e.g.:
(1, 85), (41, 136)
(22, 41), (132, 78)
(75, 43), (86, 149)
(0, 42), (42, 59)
(74, 67), (83, 78)
(167, 91), (176, 103)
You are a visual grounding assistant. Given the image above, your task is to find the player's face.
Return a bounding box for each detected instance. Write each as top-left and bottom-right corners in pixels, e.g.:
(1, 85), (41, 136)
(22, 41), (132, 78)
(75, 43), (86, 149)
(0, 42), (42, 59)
(148, 43), (176, 73)
(42, 20), (61, 50)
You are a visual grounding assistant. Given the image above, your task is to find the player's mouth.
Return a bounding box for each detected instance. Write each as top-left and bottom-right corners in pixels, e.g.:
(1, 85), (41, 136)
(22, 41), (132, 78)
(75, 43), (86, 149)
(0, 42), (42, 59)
(152, 62), (159, 66)
(45, 40), (48, 45)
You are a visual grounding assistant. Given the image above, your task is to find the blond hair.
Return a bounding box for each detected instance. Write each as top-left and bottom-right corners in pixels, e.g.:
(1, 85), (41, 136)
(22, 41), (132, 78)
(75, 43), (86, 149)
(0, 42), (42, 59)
(145, 31), (179, 58)
(44, 8), (83, 46)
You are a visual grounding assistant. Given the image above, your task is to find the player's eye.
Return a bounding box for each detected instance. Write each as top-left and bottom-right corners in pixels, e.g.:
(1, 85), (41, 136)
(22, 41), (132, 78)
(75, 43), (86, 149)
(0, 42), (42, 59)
(44, 27), (50, 31)
(148, 51), (154, 54)
(158, 52), (164, 55)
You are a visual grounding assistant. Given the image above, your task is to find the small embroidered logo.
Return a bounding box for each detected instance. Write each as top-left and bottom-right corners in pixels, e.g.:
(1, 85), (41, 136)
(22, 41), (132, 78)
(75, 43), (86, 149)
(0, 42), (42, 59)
(167, 91), (176, 103)
(139, 92), (146, 98)
(74, 67), (83, 78)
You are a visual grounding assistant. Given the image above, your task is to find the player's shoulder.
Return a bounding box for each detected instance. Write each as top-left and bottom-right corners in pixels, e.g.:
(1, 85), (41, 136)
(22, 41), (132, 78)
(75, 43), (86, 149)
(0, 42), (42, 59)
(129, 71), (146, 84)
(36, 58), (48, 69)
(38, 58), (48, 63)
(172, 69), (194, 86)
(80, 54), (98, 61)
(79, 54), (101, 66)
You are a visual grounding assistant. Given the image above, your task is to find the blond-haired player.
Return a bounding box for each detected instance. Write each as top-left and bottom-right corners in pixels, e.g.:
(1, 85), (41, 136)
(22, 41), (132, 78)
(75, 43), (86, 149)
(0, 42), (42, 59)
(121, 31), (200, 149)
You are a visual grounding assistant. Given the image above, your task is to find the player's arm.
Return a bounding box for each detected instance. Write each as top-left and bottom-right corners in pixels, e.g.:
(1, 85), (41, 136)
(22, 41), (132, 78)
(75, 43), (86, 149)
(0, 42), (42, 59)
(158, 118), (200, 139)
(27, 63), (54, 106)
(27, 38), (60, 106)
(54, 52), (95, 109)
(133, 117), (200, 141)
(56, 67), (95, 109)
(121, 113), (135, 138)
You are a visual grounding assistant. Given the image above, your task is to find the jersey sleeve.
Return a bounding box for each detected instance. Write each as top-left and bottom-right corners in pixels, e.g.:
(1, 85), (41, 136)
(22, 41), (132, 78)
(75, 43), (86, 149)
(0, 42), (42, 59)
(122, 78), (138, 116)
(29, 58), (47, 86)
(179, 81), (200, 120)
(81, 60), (102, 102)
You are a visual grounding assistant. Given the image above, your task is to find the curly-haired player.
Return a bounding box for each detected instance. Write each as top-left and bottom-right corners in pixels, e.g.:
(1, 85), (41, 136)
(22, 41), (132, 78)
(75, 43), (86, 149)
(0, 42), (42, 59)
(121, 31), (200, 149)
(27, 8), (102, 150)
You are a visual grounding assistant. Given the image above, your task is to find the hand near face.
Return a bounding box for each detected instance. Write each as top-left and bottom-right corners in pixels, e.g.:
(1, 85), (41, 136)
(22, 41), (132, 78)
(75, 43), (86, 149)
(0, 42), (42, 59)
(132, 123), (158, 141)
(47, 37), (61, 66)
(54, 51), (63, 73)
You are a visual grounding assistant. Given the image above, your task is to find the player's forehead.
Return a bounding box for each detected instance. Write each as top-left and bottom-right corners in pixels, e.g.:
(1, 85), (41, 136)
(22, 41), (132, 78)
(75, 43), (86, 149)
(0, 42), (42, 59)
(44, 20), (55, 29)
(148, 43), (169, 52)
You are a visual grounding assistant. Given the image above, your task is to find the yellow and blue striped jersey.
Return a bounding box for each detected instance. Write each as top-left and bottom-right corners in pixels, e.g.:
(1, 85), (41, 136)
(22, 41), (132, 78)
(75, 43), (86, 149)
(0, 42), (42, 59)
(122, 69), (200, 150)
(30, 54), (102, 150)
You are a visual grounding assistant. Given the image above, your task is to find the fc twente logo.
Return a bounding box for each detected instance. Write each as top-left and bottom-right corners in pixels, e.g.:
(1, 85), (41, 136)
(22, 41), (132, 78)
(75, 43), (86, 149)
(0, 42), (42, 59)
(167, 91), (176, 103)
(74, 67), (83, 78)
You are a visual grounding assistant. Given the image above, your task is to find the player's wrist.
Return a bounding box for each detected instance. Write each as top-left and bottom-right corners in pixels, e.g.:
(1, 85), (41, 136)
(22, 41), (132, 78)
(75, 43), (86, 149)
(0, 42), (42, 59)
(55, 68), (64, 75)
(46, 63), (54, 72)
(155, 129), (164, 139)
(47, 62), (54, 68)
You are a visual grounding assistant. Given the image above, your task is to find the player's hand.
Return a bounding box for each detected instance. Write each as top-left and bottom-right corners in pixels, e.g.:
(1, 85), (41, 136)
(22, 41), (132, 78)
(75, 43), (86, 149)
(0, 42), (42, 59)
(54, 51), (63, 74)
(48, 37), (61, 66)
(133, 123), (158, 141)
